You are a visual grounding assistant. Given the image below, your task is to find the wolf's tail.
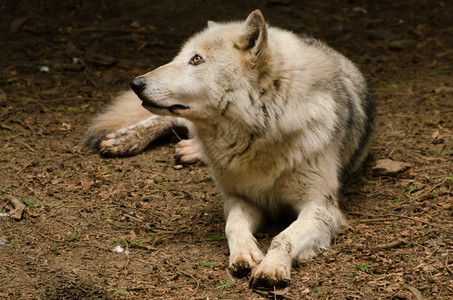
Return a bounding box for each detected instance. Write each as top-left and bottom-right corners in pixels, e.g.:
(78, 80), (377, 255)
(82, 90), (152, 150)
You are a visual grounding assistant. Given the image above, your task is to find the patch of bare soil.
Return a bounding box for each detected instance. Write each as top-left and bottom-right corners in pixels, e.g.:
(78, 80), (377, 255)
(1, 0), (452, 299)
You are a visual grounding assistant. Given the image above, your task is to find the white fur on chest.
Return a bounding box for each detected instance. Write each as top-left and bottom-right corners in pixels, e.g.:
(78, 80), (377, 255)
(196, 125), (328, 213)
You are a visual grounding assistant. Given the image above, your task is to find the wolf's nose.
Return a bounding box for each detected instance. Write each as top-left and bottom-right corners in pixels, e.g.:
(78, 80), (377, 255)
(130, 77), (146, 94)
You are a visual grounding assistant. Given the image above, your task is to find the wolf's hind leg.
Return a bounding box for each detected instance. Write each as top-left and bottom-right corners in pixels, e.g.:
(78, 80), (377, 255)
(83, 91), (152, 150)
(99, 116), (188, 157)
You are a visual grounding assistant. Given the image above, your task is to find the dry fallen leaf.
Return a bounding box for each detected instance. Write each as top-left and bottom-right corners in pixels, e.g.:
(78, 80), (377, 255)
(130, 21), (141, 28)
(433, 86), (453, 93)
(9, 16), (29, 33)
(431, 130), (439, 139)
(129, 230), (137, 241)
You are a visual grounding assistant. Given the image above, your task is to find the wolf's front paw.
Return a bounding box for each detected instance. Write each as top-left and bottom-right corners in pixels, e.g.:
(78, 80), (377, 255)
(100, 128), (148, 157)
(249, 255), (291, 290)
(229, 245), (264, 278)
(175, 138), (203, 164)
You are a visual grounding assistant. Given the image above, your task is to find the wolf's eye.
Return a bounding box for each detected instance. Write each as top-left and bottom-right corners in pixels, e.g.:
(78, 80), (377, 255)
(189, 54), (204, 65)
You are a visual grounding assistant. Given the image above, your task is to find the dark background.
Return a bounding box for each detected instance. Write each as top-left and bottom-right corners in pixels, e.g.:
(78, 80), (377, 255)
(1, 0), (452, 299)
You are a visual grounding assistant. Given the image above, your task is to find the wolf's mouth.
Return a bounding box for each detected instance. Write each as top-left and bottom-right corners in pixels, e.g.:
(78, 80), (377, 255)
(141, 100), (189, 113)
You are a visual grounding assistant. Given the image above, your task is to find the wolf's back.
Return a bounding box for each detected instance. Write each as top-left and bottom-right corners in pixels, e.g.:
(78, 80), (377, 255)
(291, 36), (375, 183)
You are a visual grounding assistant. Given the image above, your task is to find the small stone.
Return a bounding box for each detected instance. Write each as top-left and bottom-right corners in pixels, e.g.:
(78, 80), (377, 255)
(39, 66), (50, 73)
(372, 159), (410, 177)
(173, 165), (183, 170)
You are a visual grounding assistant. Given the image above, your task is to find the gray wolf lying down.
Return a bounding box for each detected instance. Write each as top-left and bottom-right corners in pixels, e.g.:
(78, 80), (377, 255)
(83, 10), (375, 289)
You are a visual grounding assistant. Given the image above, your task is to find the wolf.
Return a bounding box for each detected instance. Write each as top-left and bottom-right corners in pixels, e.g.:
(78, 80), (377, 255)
(83, 10), (375, 289)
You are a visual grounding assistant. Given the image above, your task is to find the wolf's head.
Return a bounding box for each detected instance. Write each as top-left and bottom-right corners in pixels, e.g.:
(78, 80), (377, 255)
(130, 10), (270, 124)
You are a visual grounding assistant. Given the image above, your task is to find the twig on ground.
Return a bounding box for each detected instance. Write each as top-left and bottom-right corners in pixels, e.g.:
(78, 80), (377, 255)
(122, 238), (131, 269)
(15, 183), (26, 192)
(123, 213), (144, 222)
(411, 179), (447, 202)
(175, 269), (200, 295)
(37, 229), (61, 242)
(26, 99), (47, 111)
(360, 217), (399, 223)
(83, 69), (98, 89)
(19, 159), (35, 172)
(0, 124), (13, 130)
(445, 253), (453, 274)
(77, 209), (100, 229)
(349, 211), (449, 231)
(16, 141), (35, 152)
(172, 129), (183, 141)
(375, 239), (406, 250)
(384, 213), (445, 230)
(425, 247), (439, 260)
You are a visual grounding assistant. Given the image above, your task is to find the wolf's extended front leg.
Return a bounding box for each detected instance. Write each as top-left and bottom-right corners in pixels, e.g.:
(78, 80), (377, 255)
(250, 195), (346, 289)
(224, 196), (264, 277)
(99, 116), (188, 157)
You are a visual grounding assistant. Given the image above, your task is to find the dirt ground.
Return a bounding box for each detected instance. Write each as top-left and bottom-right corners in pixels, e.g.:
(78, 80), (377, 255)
(1, 0), (452, 299)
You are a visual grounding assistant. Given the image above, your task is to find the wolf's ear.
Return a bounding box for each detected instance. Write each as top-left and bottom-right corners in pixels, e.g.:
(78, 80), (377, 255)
(237, 10), (268, 65)
(207, 20), (217, 28)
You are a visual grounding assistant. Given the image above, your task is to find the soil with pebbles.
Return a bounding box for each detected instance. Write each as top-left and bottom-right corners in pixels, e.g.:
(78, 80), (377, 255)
(1, 1), (452, 299)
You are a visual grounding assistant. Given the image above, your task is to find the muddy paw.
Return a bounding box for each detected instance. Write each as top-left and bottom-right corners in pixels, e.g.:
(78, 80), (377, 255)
(229, 247), (264, 278)
(230, 259), (253, 278)
(100, 129), (147, 157)
(175, 138), (202, 164)
(249, 261), (291, 290)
